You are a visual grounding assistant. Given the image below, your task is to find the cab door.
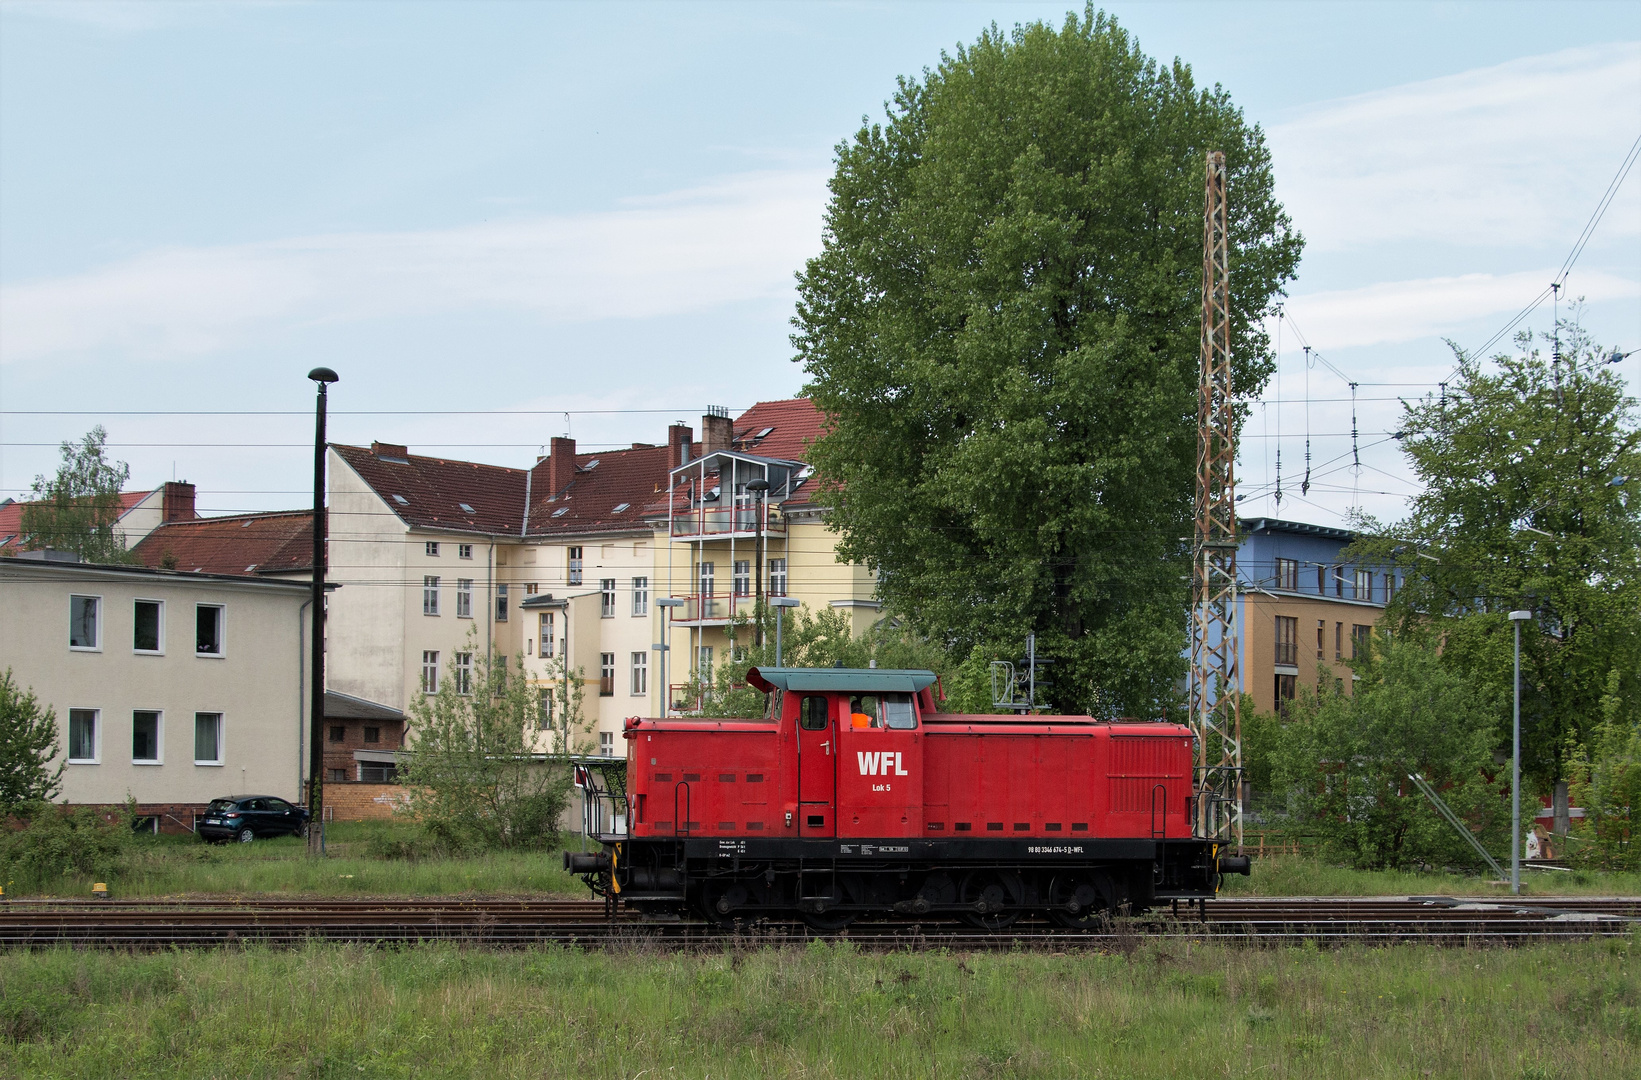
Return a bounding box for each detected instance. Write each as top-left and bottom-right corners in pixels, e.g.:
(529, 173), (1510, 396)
(796, 694), (836, 836)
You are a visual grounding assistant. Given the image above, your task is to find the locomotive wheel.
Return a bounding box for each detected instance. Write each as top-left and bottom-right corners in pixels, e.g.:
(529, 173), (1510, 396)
(799, 908), (857, 933)
(959, 870), (1022, 931)
(698, 881), (752, 929)
(1047, 872), (1121, 930)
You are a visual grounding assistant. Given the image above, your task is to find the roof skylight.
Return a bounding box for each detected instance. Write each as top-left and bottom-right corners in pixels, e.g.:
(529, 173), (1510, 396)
(584, 458), (600, 470)
(612, 503), (629, 513)
(392, 494), (409, 506)
(551, 507), (569, 518)
(756, 427), (775, 439)
(459, 503), (476, 513)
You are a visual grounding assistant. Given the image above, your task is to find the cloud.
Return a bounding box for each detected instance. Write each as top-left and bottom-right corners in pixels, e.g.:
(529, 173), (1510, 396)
(1269, 43), (1641, 252)
(1281, 268), (1639, 351)
(0, 170), (829, 364)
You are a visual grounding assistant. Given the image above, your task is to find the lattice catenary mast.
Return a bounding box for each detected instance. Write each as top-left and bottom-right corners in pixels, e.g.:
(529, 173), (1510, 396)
(1189, 150), (1242, 849)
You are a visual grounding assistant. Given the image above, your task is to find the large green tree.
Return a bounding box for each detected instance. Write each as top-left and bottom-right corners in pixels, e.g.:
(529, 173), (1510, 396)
(792, 7), (1301, 716)
(1357, 320), (1641, 790)
(19, 426), (134, 564)
(0, 670), (64, 814)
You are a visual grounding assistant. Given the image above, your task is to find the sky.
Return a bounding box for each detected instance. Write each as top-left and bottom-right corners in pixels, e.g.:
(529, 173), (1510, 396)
(1, 0), (1637, 530)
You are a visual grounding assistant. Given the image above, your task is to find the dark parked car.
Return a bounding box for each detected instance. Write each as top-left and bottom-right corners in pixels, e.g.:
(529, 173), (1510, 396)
(198, 795), (309, 843)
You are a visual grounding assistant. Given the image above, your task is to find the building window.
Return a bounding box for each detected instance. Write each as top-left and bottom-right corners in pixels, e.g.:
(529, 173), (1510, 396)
(698, 561), (715, 597)
(697, 645), (713, 679)
(456, 578), (474, 619)
(769, 558), (787, 596)
(1335, 622), (1343, 660)
(1316, 620), (1325, 660)
(426, 541), (440, 557)
(364, 726), (380, 744)
(599, 730), (615, 757)
(539, 613), (555, 658)
(454, 652), (473, 695)
(1317, 565), (1326, 594)
(538, 694), (553, 731)
(733, 560), (751, 596)
(360, 762), (397, 783)
(600, 653), (616, 696)
(194, 713), (222, 765)
(1274, 616), (1298, 666)
(68, 709), (99, 763)
(132, 710), (162, 764)
(196, 604), (224, 656)
(632, 576), (649, 616)
(69, 595), (101, 650)
(459, 544), (473, 559)
(423, 576), (440, 616)
(1386, 574), (1397, 605)
(525, 583), (538, 595)
(422, 650), (440, 693)
(329, 724), (345, 743)
(329, 768), (347, 783)
(631, 651), (648, 696)
(601, 579), (617, 618)
(1275, 558), (1298, 592)
(1334, 567), (1345, 598)
(1275, 674), (1297, 715)
(567, 547), (583, 586)
(1352, 624), (1372, 660)
(495, 584), (508, 622)
(133, 599), (163, 653)
(1355, 569), (1373, 601)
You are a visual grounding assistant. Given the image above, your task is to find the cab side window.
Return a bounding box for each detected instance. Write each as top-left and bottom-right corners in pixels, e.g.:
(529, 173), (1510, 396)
(799, 695), (830, 731)
(882, 692), (917, 730)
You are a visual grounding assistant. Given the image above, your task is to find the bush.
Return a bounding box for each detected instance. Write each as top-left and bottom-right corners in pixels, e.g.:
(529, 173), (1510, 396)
(0, 802), (131, 883)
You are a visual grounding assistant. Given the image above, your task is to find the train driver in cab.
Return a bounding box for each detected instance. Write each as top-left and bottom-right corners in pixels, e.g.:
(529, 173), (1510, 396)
(849, 695), (878, 729)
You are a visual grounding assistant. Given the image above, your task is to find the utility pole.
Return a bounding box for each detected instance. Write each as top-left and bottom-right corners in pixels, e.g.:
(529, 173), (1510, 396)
(306, 366), (338, 855)
(1189, 150), (1242, 849)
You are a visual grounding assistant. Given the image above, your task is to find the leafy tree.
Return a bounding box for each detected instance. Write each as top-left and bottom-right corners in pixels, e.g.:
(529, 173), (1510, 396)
(1355, 318), (1641, 790)
(537, 655), (592, 757)
(1269, 638), (1512, 871)
(0, 670), (64, 814)
(1565, 670), (1641, 869)
(397, 639), (571, 852)
(792, 7), (1302, 717)
(19, 427), (135, 564)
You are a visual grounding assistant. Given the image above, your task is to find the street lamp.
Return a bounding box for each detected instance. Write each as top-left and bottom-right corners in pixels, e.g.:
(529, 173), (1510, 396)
(1508, 608), (1533, 894)
(655, 598), (687, 718)
(306, 366), (338, 856)
(770, 596), (800, 666)
(746, 478), (769, 646)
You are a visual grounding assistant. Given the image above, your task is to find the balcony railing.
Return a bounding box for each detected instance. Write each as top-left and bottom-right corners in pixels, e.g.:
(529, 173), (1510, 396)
(670, 504), (787, 539)
(1274, 641), (1298, 666)
(664, 593), (768, 623)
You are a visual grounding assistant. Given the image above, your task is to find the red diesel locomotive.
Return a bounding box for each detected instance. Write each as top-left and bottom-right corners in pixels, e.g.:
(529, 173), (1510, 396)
(565, 666), (1248, 929)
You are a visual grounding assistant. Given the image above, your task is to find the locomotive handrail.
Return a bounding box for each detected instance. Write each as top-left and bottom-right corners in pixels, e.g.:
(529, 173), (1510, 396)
(674, 781), (691, 838)
(1152, 783), (1168, 885)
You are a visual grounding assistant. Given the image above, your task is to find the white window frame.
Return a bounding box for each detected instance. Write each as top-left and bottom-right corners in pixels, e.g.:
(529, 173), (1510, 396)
(698, 561), (715, 597)
(425, 541), (440, 557)
(458, 543), (473, 559)
(454, 652), (473, 695)
(194, 712), (224, 766)
(131, 709), (164, 765)
(132, 598), (165, 655)
(769, 558), (787, 597)
(567, 546), (583, 586)
(68, 708), (100, 764)
(421, 650), (440, 693)
(600, 652), (616, 696)
(600, 579), (617, 618)
(195, 603), (226, 658)
(632, 576), (649, 616)
(599, 730), (615, 757)
(1355, 568), (1373, 601)
(733, 560), (750, 596)
(69, 594), (102, 651)
(456, 578), (474, 619)
(697, 645), (713, 679)
(495, 583), (509, 622)
(423, 576), (440, 616)
(539, 612), (556, 658)
(630, 651), (648, 696)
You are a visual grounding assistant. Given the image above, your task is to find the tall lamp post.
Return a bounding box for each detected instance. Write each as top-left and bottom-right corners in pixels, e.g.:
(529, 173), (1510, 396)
(656, 597), (687, 718)
(746, 478), (769, 647)
(306, 366), (338, 856)
(770, 596), (800, 666)
(1508, 608), (1533, 894)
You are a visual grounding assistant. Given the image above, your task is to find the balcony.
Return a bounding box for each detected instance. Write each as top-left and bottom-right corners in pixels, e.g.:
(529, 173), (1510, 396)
(670, 504), (787, 540)
(665, 592), (780, 625)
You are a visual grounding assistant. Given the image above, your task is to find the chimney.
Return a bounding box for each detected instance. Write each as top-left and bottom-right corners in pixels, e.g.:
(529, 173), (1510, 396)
(668, 423), (693, 467)
(701, 407), (732, 456)
(372, 442), (409, 461)
(548, 436), (576, 497)
(162, 481), (196, 523)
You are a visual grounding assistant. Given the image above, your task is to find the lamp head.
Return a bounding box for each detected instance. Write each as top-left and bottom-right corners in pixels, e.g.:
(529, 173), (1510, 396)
(770, 596), (800, 608)
(746, 479), (770, 493)
(308, 366), (340, 384)
(1508, 610), (1532, 622)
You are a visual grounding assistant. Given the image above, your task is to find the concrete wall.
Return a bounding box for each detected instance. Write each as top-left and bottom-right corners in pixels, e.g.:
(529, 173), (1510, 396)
(0, 560), (310, 807)
(326, 452), (410, 710)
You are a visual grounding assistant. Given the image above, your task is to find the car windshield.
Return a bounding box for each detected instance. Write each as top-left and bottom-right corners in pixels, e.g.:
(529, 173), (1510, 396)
(207, 799), (238, 813)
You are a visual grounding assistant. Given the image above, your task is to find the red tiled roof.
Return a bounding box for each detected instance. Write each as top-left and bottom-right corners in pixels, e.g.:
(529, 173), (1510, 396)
(0, 490), (155, 553)
(131, 511), (315, 576)
(732, 398), (827, 461)
(334, 442), (676, 538)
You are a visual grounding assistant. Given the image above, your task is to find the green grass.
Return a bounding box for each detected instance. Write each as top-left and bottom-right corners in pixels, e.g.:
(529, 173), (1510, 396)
(1222, 854), (1641, 898)
(2, 937), (1637, 1078)
(1, 822), (587, 900)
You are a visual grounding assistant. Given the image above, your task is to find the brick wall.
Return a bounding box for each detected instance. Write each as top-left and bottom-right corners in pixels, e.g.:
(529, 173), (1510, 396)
(325, 783), (410, 821)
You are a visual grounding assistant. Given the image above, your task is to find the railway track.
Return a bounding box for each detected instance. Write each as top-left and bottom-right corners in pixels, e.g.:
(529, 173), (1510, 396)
(0, 895), (1633, 948)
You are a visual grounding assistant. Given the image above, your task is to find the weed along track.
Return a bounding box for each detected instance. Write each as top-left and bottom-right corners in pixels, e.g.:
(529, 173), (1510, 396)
(2, 895), (1635, 948)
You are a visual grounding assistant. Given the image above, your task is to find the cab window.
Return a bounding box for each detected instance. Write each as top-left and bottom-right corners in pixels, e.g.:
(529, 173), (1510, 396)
(799, 695), (829, 731)
(882, 692), (917, 730)
(849, 695), (879, 729)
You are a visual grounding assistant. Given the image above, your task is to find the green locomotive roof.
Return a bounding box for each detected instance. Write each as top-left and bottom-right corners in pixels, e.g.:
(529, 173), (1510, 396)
(745, 666), (938, 694)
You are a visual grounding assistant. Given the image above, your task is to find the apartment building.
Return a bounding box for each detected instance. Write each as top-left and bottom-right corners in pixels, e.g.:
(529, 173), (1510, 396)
(0, 551), (313, 829)
(1235, 517), (1400, 715)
